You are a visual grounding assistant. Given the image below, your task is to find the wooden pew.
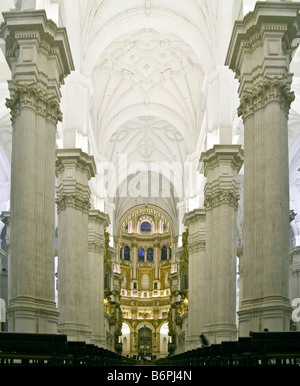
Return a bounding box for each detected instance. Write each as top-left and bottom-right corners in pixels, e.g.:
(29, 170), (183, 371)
(251, 331), (300, 366)
(0, 332), (68, 366)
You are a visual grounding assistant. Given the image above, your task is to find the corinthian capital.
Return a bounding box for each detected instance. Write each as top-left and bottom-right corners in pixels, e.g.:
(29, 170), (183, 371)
(1, 9), (74, 123)
(204, 188), (240, 210)
(237, 77), (295, 120)
(56, 190), (91, 214)
(5, 82), (63, 124)
(225, 2), (300, 117)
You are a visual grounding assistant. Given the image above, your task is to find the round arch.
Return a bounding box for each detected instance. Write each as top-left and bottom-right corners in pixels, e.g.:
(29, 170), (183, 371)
(159, 322), (169, 355)
(117, 203), (175, 238)
(137, 322), (154, 332)
(121, 322), (131, 355)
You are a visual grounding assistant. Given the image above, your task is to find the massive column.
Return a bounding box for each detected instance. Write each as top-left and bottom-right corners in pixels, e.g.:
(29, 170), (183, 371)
(1, 10), (74, 332)
(88, 209), (110, 347)
(183, 209), (206, 350)
(225, 2), (300, 335)
(56, 149), (96, 341)
(200, 145), (243, 343)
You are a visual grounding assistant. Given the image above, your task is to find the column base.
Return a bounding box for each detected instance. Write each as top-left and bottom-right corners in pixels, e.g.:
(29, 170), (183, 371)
(202, 323), (238, 344)
(58, 322), (92, 343)
(185, 335), (203, 350)
(90, 333), (106, 348)
(7, 296), (59, 333)
(238, 296), (292, 337)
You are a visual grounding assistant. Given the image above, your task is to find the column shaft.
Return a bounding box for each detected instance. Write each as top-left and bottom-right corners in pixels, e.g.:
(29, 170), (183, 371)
(183, 209), (206, 350)
(2, 10), (73, 333)
(200, 145), (243, 343)
(88, 209), (110, 347)
(56, 149), (96, 341)
(225, 2), (300, 334)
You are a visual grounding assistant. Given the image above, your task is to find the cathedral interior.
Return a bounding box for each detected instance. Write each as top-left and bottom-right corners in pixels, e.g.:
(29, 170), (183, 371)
(0, 0), (300, 364)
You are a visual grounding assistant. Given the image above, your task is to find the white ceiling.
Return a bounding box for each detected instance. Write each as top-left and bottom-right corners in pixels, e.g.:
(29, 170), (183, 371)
(0, 0), (300, 239)
(57, 0), (244, 230)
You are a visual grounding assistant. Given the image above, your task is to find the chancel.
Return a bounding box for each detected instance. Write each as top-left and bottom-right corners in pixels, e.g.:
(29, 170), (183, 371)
(0, 0), (300, 366)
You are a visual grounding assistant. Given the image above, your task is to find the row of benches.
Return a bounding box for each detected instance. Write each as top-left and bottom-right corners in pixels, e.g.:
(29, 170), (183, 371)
(2, 331), (300, 366)
(155, 332), (300, 366)
(0, 332), (134, 366)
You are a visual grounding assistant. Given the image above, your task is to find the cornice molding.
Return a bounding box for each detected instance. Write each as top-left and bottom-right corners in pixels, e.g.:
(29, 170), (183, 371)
(1, 10), (74, 76)
(55, 148), (97, 179)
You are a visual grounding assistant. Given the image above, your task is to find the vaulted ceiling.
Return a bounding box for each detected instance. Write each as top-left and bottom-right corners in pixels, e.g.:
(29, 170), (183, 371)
(57, 0), (244, 232)
(1, 0), (300, 240)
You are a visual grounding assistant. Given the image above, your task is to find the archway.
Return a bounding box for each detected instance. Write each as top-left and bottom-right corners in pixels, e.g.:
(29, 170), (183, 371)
(138, 324), (152, 359)
(160, 322), (169, 357)
(121, 322), (131, 356)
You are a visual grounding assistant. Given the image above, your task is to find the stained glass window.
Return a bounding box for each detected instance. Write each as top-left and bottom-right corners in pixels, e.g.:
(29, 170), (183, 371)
(161, 245), (167, 261)
(147, 247), (153, 262)
(140, 221), (151, 232)
(124, 245), (130, 261)
(138, 247), (145, 262)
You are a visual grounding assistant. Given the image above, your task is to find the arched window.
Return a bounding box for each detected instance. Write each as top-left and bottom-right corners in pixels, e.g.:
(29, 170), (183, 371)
(169, 247), (172, 260)
(140, 221), (151, 232)
(124, 245), (130, 261)
(120, 247), (123, 260)
(147, 247), (153, 262)
(161, 245), (167, 261)
(138, 247), (145, 262)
